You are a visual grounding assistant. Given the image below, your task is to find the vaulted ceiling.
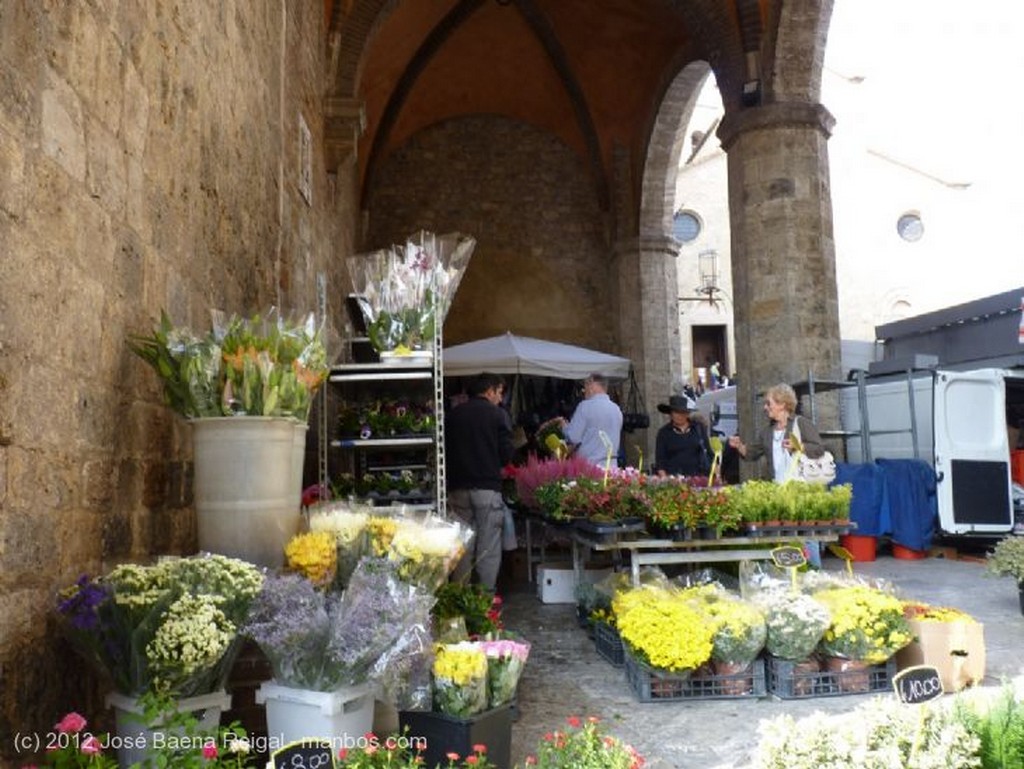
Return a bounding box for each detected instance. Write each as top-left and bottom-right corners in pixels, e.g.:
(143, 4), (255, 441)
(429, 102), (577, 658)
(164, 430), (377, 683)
(326, 0), (770, 213)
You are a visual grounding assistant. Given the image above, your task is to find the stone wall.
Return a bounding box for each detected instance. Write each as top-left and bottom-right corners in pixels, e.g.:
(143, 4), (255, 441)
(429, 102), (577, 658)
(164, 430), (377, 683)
(0, 2), (352, 759)
(364, 115), (618, 355)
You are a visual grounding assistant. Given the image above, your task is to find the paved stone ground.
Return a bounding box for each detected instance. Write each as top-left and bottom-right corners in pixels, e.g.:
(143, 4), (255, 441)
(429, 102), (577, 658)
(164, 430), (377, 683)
(502, 553), (1024, 769)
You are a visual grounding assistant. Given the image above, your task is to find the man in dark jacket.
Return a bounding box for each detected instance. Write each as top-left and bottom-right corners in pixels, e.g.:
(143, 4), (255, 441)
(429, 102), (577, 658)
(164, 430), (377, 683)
(446, 372), (514, 589)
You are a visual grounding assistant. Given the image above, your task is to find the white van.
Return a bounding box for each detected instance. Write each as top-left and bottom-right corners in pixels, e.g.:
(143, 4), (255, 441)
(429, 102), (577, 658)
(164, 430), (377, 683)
(695, 385), (738, 438)
(840, 368), (1024, 536)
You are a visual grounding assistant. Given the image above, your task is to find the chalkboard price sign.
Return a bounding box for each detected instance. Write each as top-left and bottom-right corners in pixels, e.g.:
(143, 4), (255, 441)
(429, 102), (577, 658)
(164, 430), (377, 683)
(771, 545), (806, 569)
(270, 740), (335, 769)
(892, 665), (944, 705)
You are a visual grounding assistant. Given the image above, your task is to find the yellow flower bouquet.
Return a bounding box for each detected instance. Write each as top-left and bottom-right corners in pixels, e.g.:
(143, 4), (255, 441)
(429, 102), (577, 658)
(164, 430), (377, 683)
(387, 515), (473, 591)
(705, 596), (767, 666)
(432, 642), (489, 717)
(284, 531), (338, 588)
(309, 503), (371, 588)
(613, 586), (714, 673)
(814, 585), (913, 663)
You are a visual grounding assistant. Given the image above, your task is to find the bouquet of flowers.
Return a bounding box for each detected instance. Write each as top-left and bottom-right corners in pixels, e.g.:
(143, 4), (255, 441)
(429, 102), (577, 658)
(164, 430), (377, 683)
(433, 582), (503, 637)
(529, 716), (644, 769)
(814, 585), (912, 663)
(432, 642), (489, 717)
(308, 502), (371, 588)
(284, 531), (338, 588)
(704, 595), (767, 665)
(612, 586), (714, 673)
(243, 559), (434, 692)
(754, 590), (831, 661)
(480, 638), (531, 707)
(386, 514), (474, 591)
(128, 307), (328, 421)
(348, 231), (475, 354)
(56, 554), (263, 698)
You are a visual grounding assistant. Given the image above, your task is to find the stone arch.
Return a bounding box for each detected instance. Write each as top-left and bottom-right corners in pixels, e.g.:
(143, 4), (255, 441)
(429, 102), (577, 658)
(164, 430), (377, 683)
(639, 61), (711, 240)
(763, 0), (833, 102)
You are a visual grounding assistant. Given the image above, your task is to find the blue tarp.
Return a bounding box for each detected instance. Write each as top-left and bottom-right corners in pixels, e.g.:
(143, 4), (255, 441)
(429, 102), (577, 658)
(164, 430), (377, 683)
(875, 458), (938, 552)
(834, 460), (937, 551)
(834, 462), (887, 536)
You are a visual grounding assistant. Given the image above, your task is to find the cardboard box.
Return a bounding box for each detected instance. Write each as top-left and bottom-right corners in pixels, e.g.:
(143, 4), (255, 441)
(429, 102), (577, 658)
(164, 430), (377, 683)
(536, 562), (613, 604)
(895, 619), (986, 692)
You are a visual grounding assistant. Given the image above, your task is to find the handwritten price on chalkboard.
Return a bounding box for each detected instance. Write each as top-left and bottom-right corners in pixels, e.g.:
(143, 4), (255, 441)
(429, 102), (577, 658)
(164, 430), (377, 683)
(271, 740), (335, 769)
(893, 665), (944, 705)
(771, 546), (805, 569)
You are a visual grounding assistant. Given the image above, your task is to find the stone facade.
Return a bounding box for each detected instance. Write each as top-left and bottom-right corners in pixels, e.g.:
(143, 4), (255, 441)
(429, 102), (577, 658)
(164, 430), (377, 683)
(0, 1), (350, 757)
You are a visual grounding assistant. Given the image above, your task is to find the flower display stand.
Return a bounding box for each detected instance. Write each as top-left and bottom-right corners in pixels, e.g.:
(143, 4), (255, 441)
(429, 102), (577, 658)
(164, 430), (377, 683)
(192, 417), (306, 568)
(623, 649), (767, 701)
(399, 704), (513, 769)
(765, 654), (896, 699)
(255, 681), (374, 747)
(106, 690), (231, 768)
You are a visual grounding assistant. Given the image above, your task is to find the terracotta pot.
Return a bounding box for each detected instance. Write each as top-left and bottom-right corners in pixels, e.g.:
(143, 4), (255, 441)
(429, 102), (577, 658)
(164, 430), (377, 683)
(712, 659), (754, 696)
(790, 657), (822, 697)
(824, 656), (872, 693)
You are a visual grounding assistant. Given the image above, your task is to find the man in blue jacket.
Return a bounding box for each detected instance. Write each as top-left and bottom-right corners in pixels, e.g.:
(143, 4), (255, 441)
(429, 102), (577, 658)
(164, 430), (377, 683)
(446, 373), (514, 589)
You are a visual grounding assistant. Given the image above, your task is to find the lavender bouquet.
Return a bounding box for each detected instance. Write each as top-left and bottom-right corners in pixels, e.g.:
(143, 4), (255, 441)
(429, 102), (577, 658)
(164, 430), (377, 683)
(244, 559), (434, 692)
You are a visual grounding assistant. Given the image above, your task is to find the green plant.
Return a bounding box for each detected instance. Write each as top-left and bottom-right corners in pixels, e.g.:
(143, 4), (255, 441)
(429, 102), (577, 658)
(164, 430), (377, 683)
(433, 582), (502, 637)
(134, 692), (257, 768)
(527, 716), (644, 769)
(954, 684), (1024, 769)
(24, 712), (118, 769)
(986, 535), (1024, 583)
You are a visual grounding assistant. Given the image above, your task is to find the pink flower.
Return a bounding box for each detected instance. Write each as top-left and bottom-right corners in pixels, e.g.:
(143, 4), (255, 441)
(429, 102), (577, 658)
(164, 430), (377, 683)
(566, 715), (582, 728)
(446, 753), (460, 762)
(54, 713), (87, 734)
(202, 744), (219, 760)
(472, 744), (487, 754)
(79, 736), (101, 755)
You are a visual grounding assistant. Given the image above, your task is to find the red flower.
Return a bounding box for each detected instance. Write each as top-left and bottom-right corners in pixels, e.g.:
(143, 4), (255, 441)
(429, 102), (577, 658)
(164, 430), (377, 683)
(202, 744), (219, 760)
(566, 716), (582, 728)
(466, 758), (478, 766)
(472, 744), (487, 754)
(54, 713), (86, 734)
(79, 736), (101, 756)
(338, 748), (348, 760)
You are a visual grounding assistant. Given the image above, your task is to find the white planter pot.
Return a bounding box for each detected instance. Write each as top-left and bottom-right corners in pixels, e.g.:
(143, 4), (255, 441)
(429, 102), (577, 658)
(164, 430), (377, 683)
(256, 681), (374, 748)
(192, 417), (306, 567)
(106, 690), (231, 768)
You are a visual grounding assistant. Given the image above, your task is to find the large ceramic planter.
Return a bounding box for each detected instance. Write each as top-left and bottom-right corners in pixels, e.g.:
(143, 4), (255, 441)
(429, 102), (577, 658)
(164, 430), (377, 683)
(192, 417), (306, 567)
(107, 690), (231, 768)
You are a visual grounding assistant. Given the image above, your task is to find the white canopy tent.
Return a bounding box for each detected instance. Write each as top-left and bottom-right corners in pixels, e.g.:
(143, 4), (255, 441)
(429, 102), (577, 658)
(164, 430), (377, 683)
(443, 331), (631, 380)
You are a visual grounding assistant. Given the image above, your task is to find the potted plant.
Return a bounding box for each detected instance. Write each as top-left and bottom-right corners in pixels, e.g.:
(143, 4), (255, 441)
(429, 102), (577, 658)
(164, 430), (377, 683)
(129, 308), (329, 567)
(985, 535), (1024, 614)
(528, 715), (644, 769)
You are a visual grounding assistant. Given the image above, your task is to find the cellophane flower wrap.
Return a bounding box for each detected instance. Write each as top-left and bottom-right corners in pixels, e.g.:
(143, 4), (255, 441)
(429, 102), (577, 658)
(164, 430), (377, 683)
(814, 584), (913, 663)
(701, 590), (767, 665)
(128, 307), (328, 421)
(753, 590), (831, 661)
(432, 642), (489, 717)
(386, 514), (473, 591)
(243, 558), (434, 692)
(480, 638), (531, 707)
(348, 231), (475, 354)
(612, 585), (714, 673)
(308, 502), (371, 589)
(56, 554), (263, 698)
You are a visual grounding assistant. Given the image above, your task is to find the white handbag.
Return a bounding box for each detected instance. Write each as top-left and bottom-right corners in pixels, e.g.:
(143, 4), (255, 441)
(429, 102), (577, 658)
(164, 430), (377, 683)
(791, 419), (836, 485)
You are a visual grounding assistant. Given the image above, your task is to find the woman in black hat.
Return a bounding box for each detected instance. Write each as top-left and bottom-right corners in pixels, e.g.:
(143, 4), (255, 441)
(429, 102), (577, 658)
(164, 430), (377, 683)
(654, 395), (712, 477)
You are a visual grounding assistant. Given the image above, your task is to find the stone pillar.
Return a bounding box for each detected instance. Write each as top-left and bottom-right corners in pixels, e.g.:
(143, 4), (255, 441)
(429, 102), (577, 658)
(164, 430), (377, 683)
(717, 102), (842, 452)
(612, 235), (681, 466)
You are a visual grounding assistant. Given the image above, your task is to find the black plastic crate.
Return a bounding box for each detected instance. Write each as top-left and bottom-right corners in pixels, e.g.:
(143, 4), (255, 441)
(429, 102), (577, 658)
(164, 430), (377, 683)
(594, 622), (625, 668)
(399, 704), (513, 769)
(624, 649), (766, 701)
(765, 654), (896, 699)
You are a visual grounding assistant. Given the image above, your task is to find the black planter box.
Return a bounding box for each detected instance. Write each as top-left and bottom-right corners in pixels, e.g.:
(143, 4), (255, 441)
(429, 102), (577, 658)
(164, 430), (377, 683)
(399, 704), (513, 769)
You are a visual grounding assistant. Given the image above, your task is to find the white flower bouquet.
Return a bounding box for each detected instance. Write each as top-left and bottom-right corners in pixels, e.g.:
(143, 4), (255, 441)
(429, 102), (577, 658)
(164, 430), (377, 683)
(348, 231), (475, 354)
(56, 554), (263, 698)
(754, 590), (831, 661)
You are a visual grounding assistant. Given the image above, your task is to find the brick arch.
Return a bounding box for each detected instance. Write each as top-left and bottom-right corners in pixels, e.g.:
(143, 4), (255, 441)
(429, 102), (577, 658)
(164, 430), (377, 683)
(638, 62), (711, 240)
(327, 0), (400, 99)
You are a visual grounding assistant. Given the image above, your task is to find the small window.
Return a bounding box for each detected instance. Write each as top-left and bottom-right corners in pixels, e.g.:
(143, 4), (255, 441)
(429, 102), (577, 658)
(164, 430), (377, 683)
(897, 212), (924, 242)
(673, 210), (702, 243)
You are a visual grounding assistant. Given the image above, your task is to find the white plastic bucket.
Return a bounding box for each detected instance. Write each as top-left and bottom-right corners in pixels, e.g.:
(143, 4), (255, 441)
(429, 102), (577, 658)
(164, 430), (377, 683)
(106, 690), (231, 768)
(256, 681), (375, 748)
(192, 417), (306, 567)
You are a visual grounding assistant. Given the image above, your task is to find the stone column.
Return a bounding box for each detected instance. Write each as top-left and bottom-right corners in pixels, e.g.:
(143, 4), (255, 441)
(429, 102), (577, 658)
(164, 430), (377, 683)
(612, 235), (681, 466)
(717, 102), (843, 454)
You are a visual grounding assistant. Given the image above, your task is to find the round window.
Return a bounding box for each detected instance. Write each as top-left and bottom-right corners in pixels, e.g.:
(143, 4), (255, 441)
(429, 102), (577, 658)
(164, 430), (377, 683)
(673, 210), (702, 243)
(896, 213), (924, 242)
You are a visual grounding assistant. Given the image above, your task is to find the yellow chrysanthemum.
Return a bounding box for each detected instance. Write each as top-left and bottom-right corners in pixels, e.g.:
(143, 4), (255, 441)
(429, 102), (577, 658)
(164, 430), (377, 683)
(284, 531), (337, 587)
